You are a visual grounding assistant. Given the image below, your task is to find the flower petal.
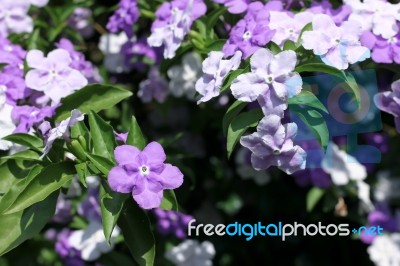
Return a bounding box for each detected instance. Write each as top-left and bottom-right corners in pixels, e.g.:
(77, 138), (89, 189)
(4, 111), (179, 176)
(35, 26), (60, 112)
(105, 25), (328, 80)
(133, 179), (163, 209)
(108, 166), (136, 193)
(158, 164), (184, 189)
(114, 145), (141, 165)
(142, 141), (166, 166)
(231, 72), (267, 102)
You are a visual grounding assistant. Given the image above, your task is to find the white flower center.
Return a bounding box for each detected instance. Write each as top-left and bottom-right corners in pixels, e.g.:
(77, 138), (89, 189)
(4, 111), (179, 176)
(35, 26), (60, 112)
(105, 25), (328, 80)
(388, 37), (398, 44)
(273, 149), (281, 155)
(140, 165), (150, 176)
(265, 75), (274, 84)
(4, 45), (12, 52)
(242, 31), (252, 41)
(50, 70), (58, 77)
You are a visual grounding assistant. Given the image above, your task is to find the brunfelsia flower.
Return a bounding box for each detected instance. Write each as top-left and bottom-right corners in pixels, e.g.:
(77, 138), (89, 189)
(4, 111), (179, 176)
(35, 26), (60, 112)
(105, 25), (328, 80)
(345, 0), (400, 39)
(213, 0), (250, 14)
(108, 142), (184, 209)
(269, 11), (313, 47)
(0, 86), (16, 150)
(55, 229), (85, 266)
(240, 114), (307, 175)
(154, 209), (193, 239)
(374, 79), (400, 132)
(231, 48), (302, 117)
(121, 38), (159, 72)
(138, 67), (169, 103)
(302, 14), (370, 70)
(12, 105), (56, 133)
(222, 1), (282, 59)
(106, 0), (139, 37)
(165, 239), (215, 266)
(307, 0), (351, 25)
(168, 52), (202, 100)
(148, 0), (206, 59)
(39, 109), (84, 157)
(361, 31), (400, 64)
(69, 221), (120, 261)
(25, 49), (88, 104)
(196, 51), (242, 104)
(68, 7), (94, 38)
(0, 1), (33, 37)
(0, 73), (30, 105)
(98, 32), (130, 73)
(367, 233), (400, 266)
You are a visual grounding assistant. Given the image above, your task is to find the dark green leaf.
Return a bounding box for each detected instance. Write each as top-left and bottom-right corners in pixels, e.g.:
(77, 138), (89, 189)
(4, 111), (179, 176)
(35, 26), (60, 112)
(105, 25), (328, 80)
(126, 116), (146, 150)
(2, 150), (41, 162)
(55, 84), (132, 122)
(89, 111), (117, 161)
(75, 163), (88, 188)
(86, 153), (115, 176)
(283, 40), (296, 51)
(222, 101), (247, 136)
(3, 134), (43, 151)
(267, 42), (282, 54)
(288, 90), (328, 113)
(160, 190), (178, 211)
(118, 202), (155, 266)
(306, 187), (325, 212)
(71, 121), (91, 151)
(227, 109), (264, 159)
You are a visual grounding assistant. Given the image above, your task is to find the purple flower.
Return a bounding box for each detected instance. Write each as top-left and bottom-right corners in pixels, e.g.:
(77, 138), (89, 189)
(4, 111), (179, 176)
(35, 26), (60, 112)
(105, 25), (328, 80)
(77, 176), (102, 222)
(0, 73), (30, 105)
(308, 0), (351, 25)
(25, 49), (88, 104)
(213, 0), (250, 14)
(374, 79), (400, 132)
(148, 0), (207, 59)
(222, 1), (282, 59)
(108, 142), (184, 209)
(138, 67), (169, 103)
(115, 132), (128, 143)
(53, 194), (72, 223)
(55, 229), (85, 266)
(121, 38), (159, 71)
(361, 31), (400, 64)
(154, 209), (193, 239)
(231, 48), (302, 117)
(40, 110), (84, 157)
(12, 105), (55, 133)
(302, 14), (370, 70)
(56, 38), (102, 83)
(196, 51), (242, 103)
(68, 8), (94, 38)
(269, 11), (313, 47)
(106, 0), (139, 37)
(240, 114), (307, 175)
(0, 1), (33, 37)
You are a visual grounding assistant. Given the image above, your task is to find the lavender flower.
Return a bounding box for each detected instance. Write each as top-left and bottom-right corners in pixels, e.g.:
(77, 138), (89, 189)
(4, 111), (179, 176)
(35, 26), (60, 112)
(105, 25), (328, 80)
(0, 73), (30, 105)
(302, 14), (370, 70)
(77, 176), (102, 221)
(40, 110), (84, 157)
(374, 79), (400, 132)
(121, 38), (159, 71)
(0, 86), (16, 150)
(168, 52), (202, 99)
(308, 0), (351, 25)
(53, 194), (72, 223)
(154, 209), (193, 239)
(269, 11), (313, 47)
(148, 0), (207, 59)
(235, 147), (271, 185)
(213, 0), (250, 14)
(68, 8), (93, 38)
(12, 105), (55, 133)
(196, 51), (242, 104)
(222, 1), (282, 59)
(165, 239), (215, 266)
(138, 67), (169, 103)
(240, 114), (306, 175)
(55, 229), (85, 266)
(231, 48), (302, 117)
(0, 1), (33, 37)
(69, 221), (120, 261)
(99, 32), (130, 73)
(108, 142), (184, 209)
(25, 49), (88, 104)
(106, 0), (139, 37)
(361, 31), (400, 64)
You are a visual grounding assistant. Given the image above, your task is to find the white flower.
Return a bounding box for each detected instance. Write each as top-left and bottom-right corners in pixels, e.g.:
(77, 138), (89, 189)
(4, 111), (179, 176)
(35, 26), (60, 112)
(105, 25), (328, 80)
(356, 180), (374, 212)
(69, 221), (120, 261)
(99, 32), (129, 73)
(235, 148), (271, 185)
(374, 171), (400, 202)
(0, 86), (16, 150)
(368, 233), (400, 266)
(321, 143), (367, 185)
(165, 239), (215, 266)
(168, 52), (202, 100)
(40, 109), (84, 157)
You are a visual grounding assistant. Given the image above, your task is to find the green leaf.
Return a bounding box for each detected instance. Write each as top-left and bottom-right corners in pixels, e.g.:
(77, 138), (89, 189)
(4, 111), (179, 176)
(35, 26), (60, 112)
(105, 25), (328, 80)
(0, 192), (58, 255)
(220, 65), (250, 93)
(126, 116), (146, 150)
(2, 150), (41, 162)
(306, 187), (325, 212)
(2, 162), (75, 214)
(288, 90), (328, 113)
(227, 109), (264, 159)
(222, 101), (247, 136)
(71, 121), (91, 151)
(205, 6), (227, 31)
(206, 39), (226, 52)
(291, 107), (329, 149)
(86, 153), (115, 176)
(89, 111), (117, 161)
(75, 163), (88, 188)
(160, 190), (178, 211)
(267, 42), (282, 54)
(55, 84), (132, 122)
(118, 202), (155, 266)
(296, 22), (312, 47)
(3, 134), (43, 151)
(100, 183), (128, 244)
(283, 40), (296, 51)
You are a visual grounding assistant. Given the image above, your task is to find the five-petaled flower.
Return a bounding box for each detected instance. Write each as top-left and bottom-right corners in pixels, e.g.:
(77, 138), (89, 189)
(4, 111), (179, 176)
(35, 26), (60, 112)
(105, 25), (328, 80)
(374, 79), (400, 132)
(108, 142), (184, 209)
